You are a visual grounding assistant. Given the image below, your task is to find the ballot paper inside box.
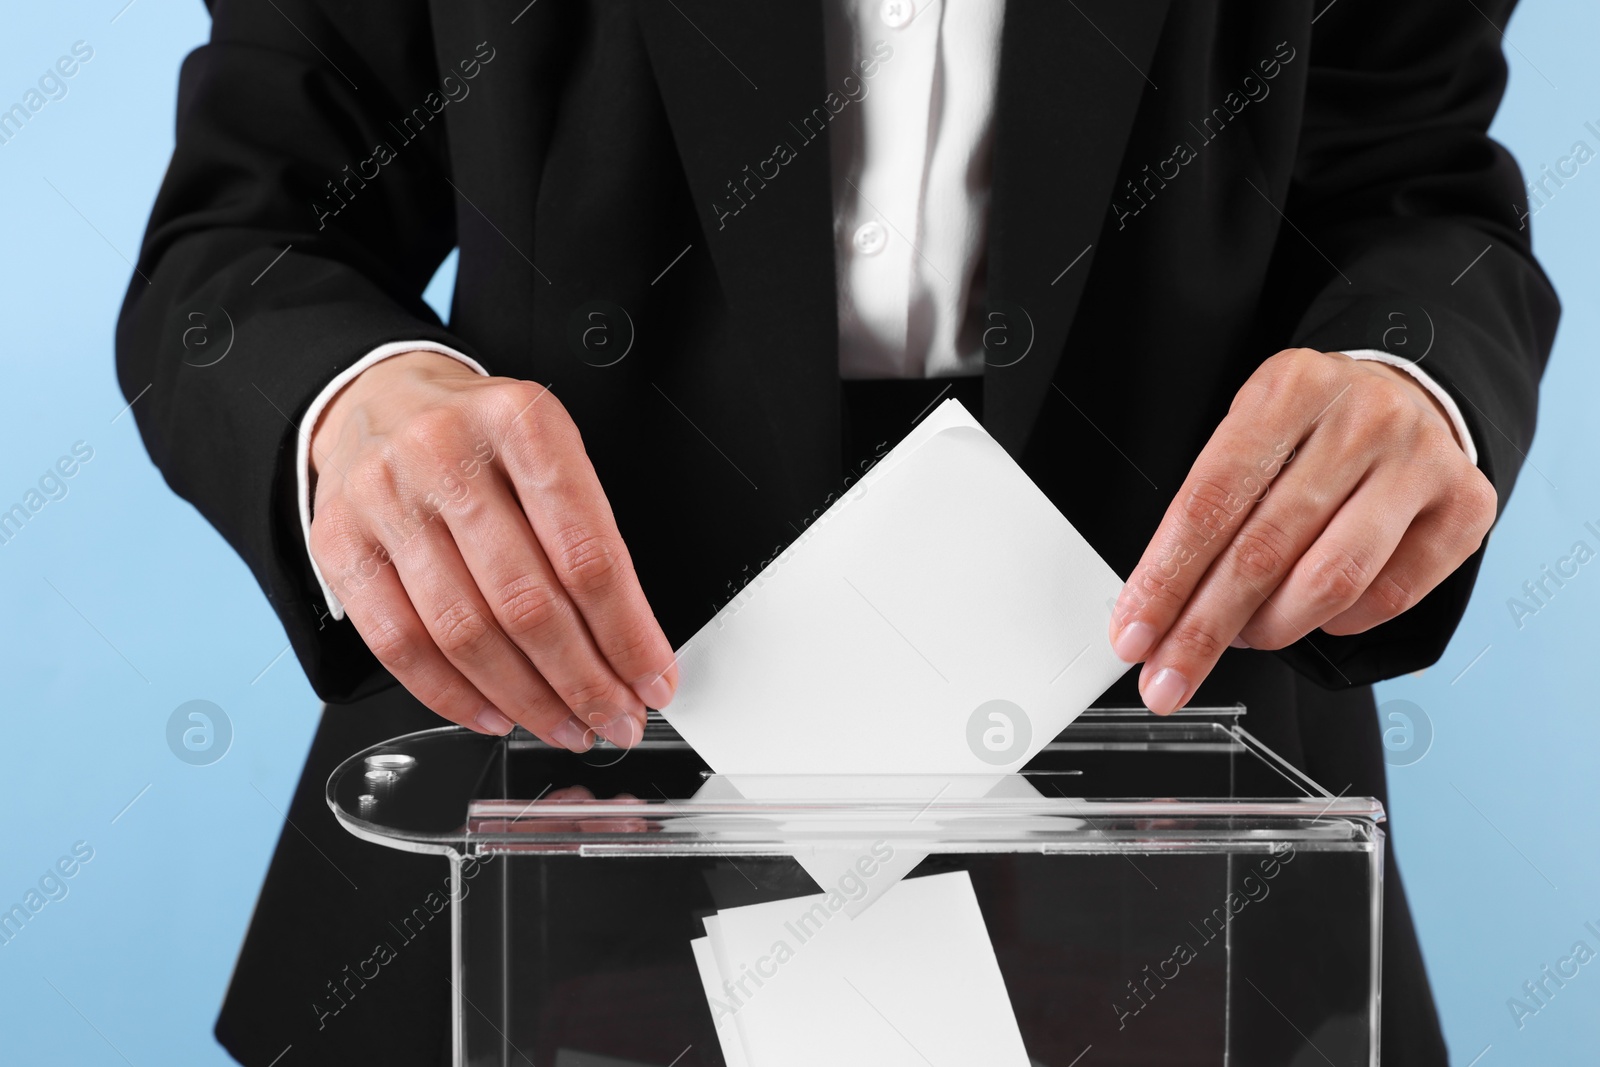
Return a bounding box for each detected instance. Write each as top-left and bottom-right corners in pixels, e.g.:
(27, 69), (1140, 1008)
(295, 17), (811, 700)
(330, 708), (1385, 1067)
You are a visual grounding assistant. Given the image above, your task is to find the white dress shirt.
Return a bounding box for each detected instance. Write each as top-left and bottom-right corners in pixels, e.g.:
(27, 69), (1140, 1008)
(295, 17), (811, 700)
(824, 0), (1003, 377)
(298, 0), (1475, 618)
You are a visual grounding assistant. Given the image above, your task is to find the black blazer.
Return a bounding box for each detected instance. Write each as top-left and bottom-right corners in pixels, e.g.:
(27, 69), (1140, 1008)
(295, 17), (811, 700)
(115, 2), (1556, 1064)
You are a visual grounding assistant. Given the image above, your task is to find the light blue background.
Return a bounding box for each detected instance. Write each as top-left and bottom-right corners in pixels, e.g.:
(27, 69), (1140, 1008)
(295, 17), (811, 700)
(0, 3), (1594, 1064)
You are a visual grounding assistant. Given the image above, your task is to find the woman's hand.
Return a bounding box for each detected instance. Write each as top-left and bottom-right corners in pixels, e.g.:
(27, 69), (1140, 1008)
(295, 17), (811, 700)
(1108, 348), (1496, 714)
(308, 351), (678, 748)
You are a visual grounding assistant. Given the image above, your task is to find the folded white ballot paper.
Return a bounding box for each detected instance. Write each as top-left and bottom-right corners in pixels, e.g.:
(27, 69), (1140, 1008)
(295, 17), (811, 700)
(661, 398), (1128, 777)
(662, 399), (1128, 899)
(663, 400), (1127, 1063)
(691, 871), (1030, 1067)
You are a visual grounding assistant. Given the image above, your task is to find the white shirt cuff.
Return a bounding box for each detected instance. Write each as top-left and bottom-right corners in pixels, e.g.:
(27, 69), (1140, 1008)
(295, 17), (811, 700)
(1342, 348), (1478, 467)
(296, 340), (490, 621)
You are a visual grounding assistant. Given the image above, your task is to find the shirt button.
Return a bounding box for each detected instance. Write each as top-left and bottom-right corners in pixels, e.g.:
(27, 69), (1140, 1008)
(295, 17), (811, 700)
(852, 221), (888, 255)
(879, 0), (915, 30)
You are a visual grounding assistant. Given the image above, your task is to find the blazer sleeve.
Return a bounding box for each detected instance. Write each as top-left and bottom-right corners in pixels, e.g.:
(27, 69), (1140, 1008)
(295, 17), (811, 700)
(1268, 0), (1560, 686)
(115, 0), (469, 702)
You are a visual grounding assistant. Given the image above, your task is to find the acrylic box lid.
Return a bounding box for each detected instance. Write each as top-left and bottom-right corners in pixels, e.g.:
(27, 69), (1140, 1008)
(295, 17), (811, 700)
(328, 707), (1384, 859)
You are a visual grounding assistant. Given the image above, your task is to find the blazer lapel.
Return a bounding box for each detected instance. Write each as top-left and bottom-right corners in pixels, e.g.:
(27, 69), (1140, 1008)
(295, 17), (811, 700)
(636, 1), (1173, 483)
(985, 0), (1172, 455)
(635, 1), (842, 508)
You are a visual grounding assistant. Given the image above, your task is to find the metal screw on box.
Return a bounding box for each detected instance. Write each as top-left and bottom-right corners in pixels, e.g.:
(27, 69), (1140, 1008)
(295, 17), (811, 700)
(363, 752), (415, 783)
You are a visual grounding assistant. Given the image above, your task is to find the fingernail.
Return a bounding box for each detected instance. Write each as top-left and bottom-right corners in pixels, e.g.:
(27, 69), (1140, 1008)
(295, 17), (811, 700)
(591, 712), (642, 748)
(475, 707), (515, 735)
(1142, 667), (1189, 716)
(1230, 635), (1251, 649)
(632, 670), (675, 710)
(551, 717), (593, 752)
(1112, 620), (1158, 663)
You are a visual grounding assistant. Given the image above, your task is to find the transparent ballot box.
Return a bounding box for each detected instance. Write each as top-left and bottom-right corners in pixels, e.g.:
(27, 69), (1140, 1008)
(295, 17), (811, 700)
(329, 708), (1384, 1066)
